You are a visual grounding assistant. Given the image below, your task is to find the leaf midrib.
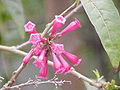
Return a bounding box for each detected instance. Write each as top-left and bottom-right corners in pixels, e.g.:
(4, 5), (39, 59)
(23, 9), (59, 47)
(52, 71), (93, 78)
(88, 0), (113, 47)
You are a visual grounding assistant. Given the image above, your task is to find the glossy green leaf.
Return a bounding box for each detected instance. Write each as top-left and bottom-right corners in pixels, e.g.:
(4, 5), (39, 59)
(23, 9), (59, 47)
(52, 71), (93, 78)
(2, 0), (25, 38)
(81, 0), (120, 68)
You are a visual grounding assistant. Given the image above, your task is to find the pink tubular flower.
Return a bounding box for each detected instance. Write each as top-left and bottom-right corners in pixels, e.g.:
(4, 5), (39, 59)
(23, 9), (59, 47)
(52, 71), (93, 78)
(23, 15), (82, 79)
(62, 51), (82, 66)
(33, 49), (47, 68)
(29, 33), (44, 45)
(36, 57), (48, 79)
(50, 15), (66, 35)
(52, 52), (65, 74)
(22, 49), (33, 65)
(33, 57), (43, 68)
(58, 55), (73, 74)
(24, 21), (37, 34)
(58, 18), (81, 36)
(38, 49), (46, 62)
(32, 45), (42, 56)
(50, 43), (64, 55)
(38, 66), (48, 79)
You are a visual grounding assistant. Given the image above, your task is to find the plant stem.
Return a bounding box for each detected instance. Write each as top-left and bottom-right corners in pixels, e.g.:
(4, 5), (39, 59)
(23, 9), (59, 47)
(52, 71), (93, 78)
(0, 45), (103, 90)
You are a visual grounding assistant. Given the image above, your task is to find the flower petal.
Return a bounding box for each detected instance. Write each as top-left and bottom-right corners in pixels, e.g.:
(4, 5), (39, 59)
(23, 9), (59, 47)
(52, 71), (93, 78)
(52, 52), (65, 74)
(36, 57), (48, 79)
(24, 21), (37, 34)
(29, 33), (41, 45)
(58, 18), (81, 36)
(33, 49), (47, 68)
(50, 43), (64, 55)
(32, 45), (42, 56)
(58, 55), (73, 74)
(50, 15), (66, 35)
(62, 51), (82, 66)
(33, 58), (42, 68)
(22, 49), (33, 65)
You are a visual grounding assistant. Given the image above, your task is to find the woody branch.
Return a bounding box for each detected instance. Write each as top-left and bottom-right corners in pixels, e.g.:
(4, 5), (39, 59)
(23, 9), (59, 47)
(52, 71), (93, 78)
(0, 45), (103, 89)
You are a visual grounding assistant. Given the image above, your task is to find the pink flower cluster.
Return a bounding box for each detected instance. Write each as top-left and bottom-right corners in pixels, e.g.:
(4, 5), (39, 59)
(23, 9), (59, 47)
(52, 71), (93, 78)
(23, 15), (82, 79)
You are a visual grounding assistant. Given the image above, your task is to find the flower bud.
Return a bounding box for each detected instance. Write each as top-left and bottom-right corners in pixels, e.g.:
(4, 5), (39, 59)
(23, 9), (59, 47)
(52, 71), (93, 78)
(50, 15), (66, 35)
(52, 52), (65, 74)
(22, 50), (33, 65)
(58, 18), (81, 36)
(63, 51), (82, 66)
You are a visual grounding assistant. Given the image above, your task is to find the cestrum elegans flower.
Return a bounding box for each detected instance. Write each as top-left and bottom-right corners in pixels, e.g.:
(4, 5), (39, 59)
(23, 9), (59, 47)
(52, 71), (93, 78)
(22, 15), (82, 79)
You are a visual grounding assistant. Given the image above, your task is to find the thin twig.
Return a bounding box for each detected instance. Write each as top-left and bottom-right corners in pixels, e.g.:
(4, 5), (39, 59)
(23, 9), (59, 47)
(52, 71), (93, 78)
(60, 2), (76, 16)
(65, 3), (82, 19)
(1, 76), (71, 90)
(71, 71), (102, 88)
(0, 45), (102, 89)
(16, 41), (29, 49)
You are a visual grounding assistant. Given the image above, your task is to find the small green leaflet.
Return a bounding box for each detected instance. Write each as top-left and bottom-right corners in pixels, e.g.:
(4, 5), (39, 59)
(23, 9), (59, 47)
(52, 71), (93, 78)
(2, 0), (25, 39)
(81, 0), (120, 68)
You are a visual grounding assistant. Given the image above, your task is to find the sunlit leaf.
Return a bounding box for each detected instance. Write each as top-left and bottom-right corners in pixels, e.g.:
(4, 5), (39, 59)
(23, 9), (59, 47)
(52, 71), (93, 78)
(2, 0), (25, 38)
(81, 0), (120, 68)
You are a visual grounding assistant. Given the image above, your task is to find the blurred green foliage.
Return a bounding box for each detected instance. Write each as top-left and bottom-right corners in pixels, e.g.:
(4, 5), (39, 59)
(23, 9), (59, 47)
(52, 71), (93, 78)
(0, 1), (11, 23)
(2, 0), (26, 38)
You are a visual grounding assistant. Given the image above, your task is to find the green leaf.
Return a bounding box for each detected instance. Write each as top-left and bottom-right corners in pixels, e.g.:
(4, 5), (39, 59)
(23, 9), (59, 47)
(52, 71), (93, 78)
(2, 0), (25, 39)
(104, 80), (118, 90)
(93, 69), (100, 79)
(0, 2), (12, 23)
(81, 0), (120, 68)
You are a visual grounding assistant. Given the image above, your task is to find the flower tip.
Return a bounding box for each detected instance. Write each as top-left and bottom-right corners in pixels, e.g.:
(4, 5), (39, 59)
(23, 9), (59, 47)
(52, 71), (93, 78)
(32, 46), (41, 56)
(74, 58), (82, 66)
(22, 50), (33, 65)
(75, 18), (82, 28)
(29, 33), (41, 45)
(55, 15), (66, 24)
(24, 21), (37, 34)
(50, 15), (66, 36)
